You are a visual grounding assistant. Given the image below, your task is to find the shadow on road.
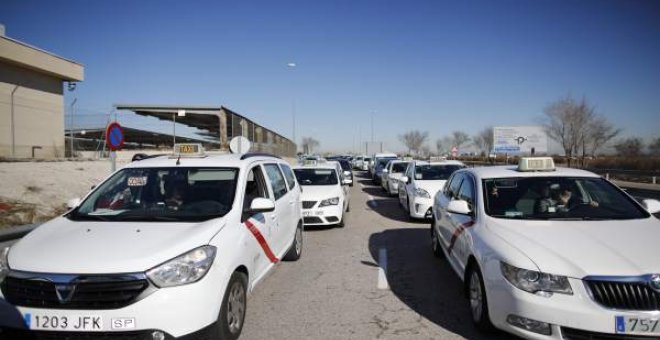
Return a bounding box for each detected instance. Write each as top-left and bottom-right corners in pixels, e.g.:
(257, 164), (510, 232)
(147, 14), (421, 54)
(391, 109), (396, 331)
(365, 194), (429, 224)
(368, 228), (513, 340)
(362, 186), (391, 198)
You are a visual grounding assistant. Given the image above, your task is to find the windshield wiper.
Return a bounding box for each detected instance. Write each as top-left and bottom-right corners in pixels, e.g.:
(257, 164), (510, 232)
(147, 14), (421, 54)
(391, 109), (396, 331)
(70, 214), (111, 222)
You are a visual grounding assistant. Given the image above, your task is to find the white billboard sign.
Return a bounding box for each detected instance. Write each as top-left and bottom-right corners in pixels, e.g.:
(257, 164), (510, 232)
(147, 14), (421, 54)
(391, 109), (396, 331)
(493, 126), (547, 154)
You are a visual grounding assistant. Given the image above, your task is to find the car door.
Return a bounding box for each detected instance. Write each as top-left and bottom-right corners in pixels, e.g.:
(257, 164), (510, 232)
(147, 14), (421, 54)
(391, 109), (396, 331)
(444, 173), (476, 272)
(405, 163), (417, 210)
(337, 164), (349, 209)
(263, 163), (291, 256)
(399, 162), (413, 207)
(242, 164), (276, 278)
(279, 162), (301, 232)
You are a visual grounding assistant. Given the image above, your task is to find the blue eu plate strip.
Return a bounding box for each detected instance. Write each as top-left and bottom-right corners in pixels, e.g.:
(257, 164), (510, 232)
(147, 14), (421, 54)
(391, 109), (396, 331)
(615, 316), (625, 333)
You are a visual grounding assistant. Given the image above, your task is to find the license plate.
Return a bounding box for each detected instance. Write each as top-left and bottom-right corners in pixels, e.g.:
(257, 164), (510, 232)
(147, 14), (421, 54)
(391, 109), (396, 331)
(616, 316), (660, 335)
(24, 313), (103, 331)
(303, 210), (323, 217)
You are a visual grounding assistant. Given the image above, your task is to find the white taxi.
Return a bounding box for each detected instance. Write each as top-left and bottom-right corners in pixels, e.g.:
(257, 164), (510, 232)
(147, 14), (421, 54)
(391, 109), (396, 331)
(0, 142), (303, 340)
(293, 163), (350, 227)
(431, 157), (660, 339)
(398, 160), (465, 219)
(381, 160), (411, 196)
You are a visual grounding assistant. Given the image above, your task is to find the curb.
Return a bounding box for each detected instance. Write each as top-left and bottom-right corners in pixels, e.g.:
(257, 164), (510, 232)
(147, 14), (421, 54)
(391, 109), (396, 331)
(0, 224), (39, 243)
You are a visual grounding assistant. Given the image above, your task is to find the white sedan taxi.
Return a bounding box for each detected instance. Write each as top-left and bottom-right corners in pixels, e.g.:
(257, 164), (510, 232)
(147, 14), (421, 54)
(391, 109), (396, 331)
(381, 160), (410, 196)
(293, 163), (350, 227)
(0, 143), (303, 340)
(399, 160), (465, 219)
(431, 157), (660, 339)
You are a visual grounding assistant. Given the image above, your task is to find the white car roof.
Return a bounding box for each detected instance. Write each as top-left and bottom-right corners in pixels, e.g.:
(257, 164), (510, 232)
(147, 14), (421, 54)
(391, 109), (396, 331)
(123, 153), (283, 170)
(292, 163), (339, 170)
(465, 165), (601, 179)
(413, 160), (465, 166)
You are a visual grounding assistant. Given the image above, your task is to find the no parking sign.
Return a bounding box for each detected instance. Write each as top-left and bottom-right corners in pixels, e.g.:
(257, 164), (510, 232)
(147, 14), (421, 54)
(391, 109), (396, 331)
(105, 122), (125, 151)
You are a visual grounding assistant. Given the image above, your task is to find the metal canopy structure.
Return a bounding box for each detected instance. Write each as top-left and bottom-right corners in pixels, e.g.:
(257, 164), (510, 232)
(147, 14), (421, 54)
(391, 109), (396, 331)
(66, 127), (217, 150)
(114, 104), (296, 157)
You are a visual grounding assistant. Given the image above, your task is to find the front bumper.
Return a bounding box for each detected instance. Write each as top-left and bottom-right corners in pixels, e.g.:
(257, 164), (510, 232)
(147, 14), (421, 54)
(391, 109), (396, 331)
(302, 205), (343, 225)
(409, 197), (433, 219)
(487, 275), (660, 339)
(0, 272), (226, 338)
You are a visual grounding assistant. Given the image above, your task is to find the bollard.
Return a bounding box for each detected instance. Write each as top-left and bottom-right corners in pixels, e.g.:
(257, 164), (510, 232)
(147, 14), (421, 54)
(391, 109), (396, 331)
(605, 173), (609, 180)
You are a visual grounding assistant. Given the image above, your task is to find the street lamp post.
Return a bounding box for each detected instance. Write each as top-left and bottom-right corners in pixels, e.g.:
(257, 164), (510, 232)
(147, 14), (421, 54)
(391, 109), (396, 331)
(287, 62), (296, 151)
(70, 98), (77, 158)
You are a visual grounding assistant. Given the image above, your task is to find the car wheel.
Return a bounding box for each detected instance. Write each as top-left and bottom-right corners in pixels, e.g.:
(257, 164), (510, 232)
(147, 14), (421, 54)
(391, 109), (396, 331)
(467, 264), (495, 332)
(283, 223), (303, 261)
(346, 202), (350, 213)
(431, 223), (443, 258)
(337, 213), (345, 228)
(215, 271), (248, 340)
(384, 182), (389, 193)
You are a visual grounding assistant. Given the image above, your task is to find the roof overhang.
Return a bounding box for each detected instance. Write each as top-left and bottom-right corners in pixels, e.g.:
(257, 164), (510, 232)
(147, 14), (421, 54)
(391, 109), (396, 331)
(0, 36), (84, 81)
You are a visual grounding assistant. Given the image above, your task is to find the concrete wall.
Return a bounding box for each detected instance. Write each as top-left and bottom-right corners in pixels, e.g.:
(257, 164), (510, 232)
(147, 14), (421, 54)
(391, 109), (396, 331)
(0, 62), (65, 158)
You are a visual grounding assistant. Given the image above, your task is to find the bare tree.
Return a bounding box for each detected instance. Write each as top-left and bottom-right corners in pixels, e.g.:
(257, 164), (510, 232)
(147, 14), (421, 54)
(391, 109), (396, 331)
(452, 131), (471, 152)
(301, 137), (320, 154)
(436, 136), (453, 155)
(580, 116), (621, 166)
(542, 96), (595, 166)
(614, 138), (644, 157)
(399, 130), (429, 155)
(472, 126), (494, 157)
(649, 137), (660, 156)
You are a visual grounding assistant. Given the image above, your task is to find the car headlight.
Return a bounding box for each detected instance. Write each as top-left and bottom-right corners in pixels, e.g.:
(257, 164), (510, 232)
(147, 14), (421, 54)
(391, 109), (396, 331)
(319, 197), (340, 207)
(501, 262), (572, 295)
(0, 247), (10, 283)
(414, 188), (430, 198)
(147, 246), (216, 288)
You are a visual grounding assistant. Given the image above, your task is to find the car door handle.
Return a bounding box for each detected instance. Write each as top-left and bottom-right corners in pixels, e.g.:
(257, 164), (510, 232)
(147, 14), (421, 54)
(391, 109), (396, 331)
(271, 214), (278, 220)
(289, 200), (296, 205)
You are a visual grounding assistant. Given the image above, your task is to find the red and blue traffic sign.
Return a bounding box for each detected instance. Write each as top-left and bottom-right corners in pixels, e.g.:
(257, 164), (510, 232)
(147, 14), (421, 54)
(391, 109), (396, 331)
(105, 122), (125, 151)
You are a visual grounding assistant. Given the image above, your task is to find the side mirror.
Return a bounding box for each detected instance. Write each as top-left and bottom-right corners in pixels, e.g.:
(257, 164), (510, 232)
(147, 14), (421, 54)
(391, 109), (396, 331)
(67, 198), (82, 209)
(248, 197), (275, 213)
(382, 169), (389, 173)
(400, 176), (409, 184)
(642, 199), (660, 214)
(343, 170), (351, 176)
(447, 199), (471, 215)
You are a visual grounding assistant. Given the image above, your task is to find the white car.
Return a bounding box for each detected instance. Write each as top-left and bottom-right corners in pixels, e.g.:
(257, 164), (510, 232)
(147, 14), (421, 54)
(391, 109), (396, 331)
(293, 163), (350, 227)
(398, 160), (465, 219)
(360, 157), (372, 171)
(381, 160), (410, 196)
(0, 144), (303, 340)
(431, 157), (660, 339)
(369, 153), (397, 178)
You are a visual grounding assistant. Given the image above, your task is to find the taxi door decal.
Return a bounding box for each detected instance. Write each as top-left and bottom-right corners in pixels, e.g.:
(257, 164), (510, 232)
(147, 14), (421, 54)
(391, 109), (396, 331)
(244, 218), (279, 264)
(447, 220), (475, 256)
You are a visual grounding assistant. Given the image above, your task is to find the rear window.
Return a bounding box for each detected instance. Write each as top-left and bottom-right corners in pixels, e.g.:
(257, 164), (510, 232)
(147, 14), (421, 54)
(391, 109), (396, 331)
(293, 168), (338, 186)
(415, 164), (464, 180)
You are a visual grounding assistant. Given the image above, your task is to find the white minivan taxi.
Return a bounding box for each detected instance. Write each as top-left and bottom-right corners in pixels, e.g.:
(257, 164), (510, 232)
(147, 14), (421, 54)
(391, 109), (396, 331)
(0, 145), (303, 340)
(431, 157), (660, 339)
(293, 163), (350, 227)
(398, 160), (465, 219)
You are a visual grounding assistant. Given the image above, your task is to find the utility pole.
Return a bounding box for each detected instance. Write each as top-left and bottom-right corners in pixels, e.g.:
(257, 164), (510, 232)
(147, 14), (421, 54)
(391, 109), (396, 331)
(288, 62), (297, 151)
(70, 98), (77, 158)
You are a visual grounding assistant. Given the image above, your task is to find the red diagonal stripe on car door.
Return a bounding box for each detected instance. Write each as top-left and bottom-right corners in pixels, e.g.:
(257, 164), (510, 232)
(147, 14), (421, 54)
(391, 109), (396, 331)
(244, 219), (279, 264)
(447, 220), (475, 256)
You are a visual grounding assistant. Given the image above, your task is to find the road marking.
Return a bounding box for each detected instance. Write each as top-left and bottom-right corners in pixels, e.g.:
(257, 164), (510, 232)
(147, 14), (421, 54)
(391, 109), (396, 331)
(377, 248), (389, 290)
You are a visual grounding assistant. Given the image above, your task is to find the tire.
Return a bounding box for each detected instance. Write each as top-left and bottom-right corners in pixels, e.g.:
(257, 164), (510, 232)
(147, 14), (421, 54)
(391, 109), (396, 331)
(383, 182), (389, 193)
(337, 213), (345, 228)
(467, 264), (495, 332)
(346, 202), (350, 212)
(283, 223), (303, 261)
(215, 271), (248, 340)
(431, 223), (443, 258)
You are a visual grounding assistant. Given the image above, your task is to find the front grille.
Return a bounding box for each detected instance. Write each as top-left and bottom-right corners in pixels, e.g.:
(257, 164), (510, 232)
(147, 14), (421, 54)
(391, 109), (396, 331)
(325, 216), (339, 223)
(585, 279), (660, 311)
(303, 216), (323, 224)
(1, 273), (152, 310)
(302, 201), (317, 209)
(562, 327), (660, 339)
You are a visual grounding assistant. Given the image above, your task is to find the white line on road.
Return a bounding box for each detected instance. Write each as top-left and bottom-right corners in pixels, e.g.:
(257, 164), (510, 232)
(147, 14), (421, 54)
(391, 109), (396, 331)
(377, 248), (389, 290)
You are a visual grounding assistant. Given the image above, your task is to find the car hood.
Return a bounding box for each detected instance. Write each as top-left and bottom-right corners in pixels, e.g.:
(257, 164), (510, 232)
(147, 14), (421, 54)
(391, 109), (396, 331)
(301, 185), (341, 202)
(8, 216), (225, 274)
(416, 180), (447, 196)
(487, 217), (660, 278)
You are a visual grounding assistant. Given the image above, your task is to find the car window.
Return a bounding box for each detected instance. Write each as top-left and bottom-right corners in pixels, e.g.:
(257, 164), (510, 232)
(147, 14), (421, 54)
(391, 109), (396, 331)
(279, 163), (297, 190)
(415, 164), (464, 180)
(391, 162), (409, 173)
(482, 177), (650, 220)
(445, 173), (463, 199)
(294, 168), (339, 185)
(264, 164), (288, 200)
(244, 166), (270, 209)
(406, 164), (414, 178)
(457, 174), (475, 213)
(71, 167), (238, 222)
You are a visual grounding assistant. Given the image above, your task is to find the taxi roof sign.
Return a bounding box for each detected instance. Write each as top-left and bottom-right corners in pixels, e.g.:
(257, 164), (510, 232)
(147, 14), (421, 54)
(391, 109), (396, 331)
(172, 143), (206, 158)
(518, 157), (555, 172)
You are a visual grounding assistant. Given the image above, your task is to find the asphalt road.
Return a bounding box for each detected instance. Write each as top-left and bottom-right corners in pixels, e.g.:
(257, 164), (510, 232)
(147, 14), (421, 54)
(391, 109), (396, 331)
(240, 172), (510, 340)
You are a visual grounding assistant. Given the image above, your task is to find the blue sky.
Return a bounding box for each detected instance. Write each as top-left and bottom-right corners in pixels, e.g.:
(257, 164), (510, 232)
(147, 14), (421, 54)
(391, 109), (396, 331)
(2, 0), (659, 153)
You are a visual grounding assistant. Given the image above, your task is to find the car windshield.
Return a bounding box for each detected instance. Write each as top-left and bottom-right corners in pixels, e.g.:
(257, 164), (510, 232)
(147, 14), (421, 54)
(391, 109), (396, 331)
(415, 164), (463, 180)
(294, 168), (338, 186)
(391, 162), (409, 173)
(68, 167), (239, 222)
(482, 177), (649, 220)
(364, 158), (372, 162)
